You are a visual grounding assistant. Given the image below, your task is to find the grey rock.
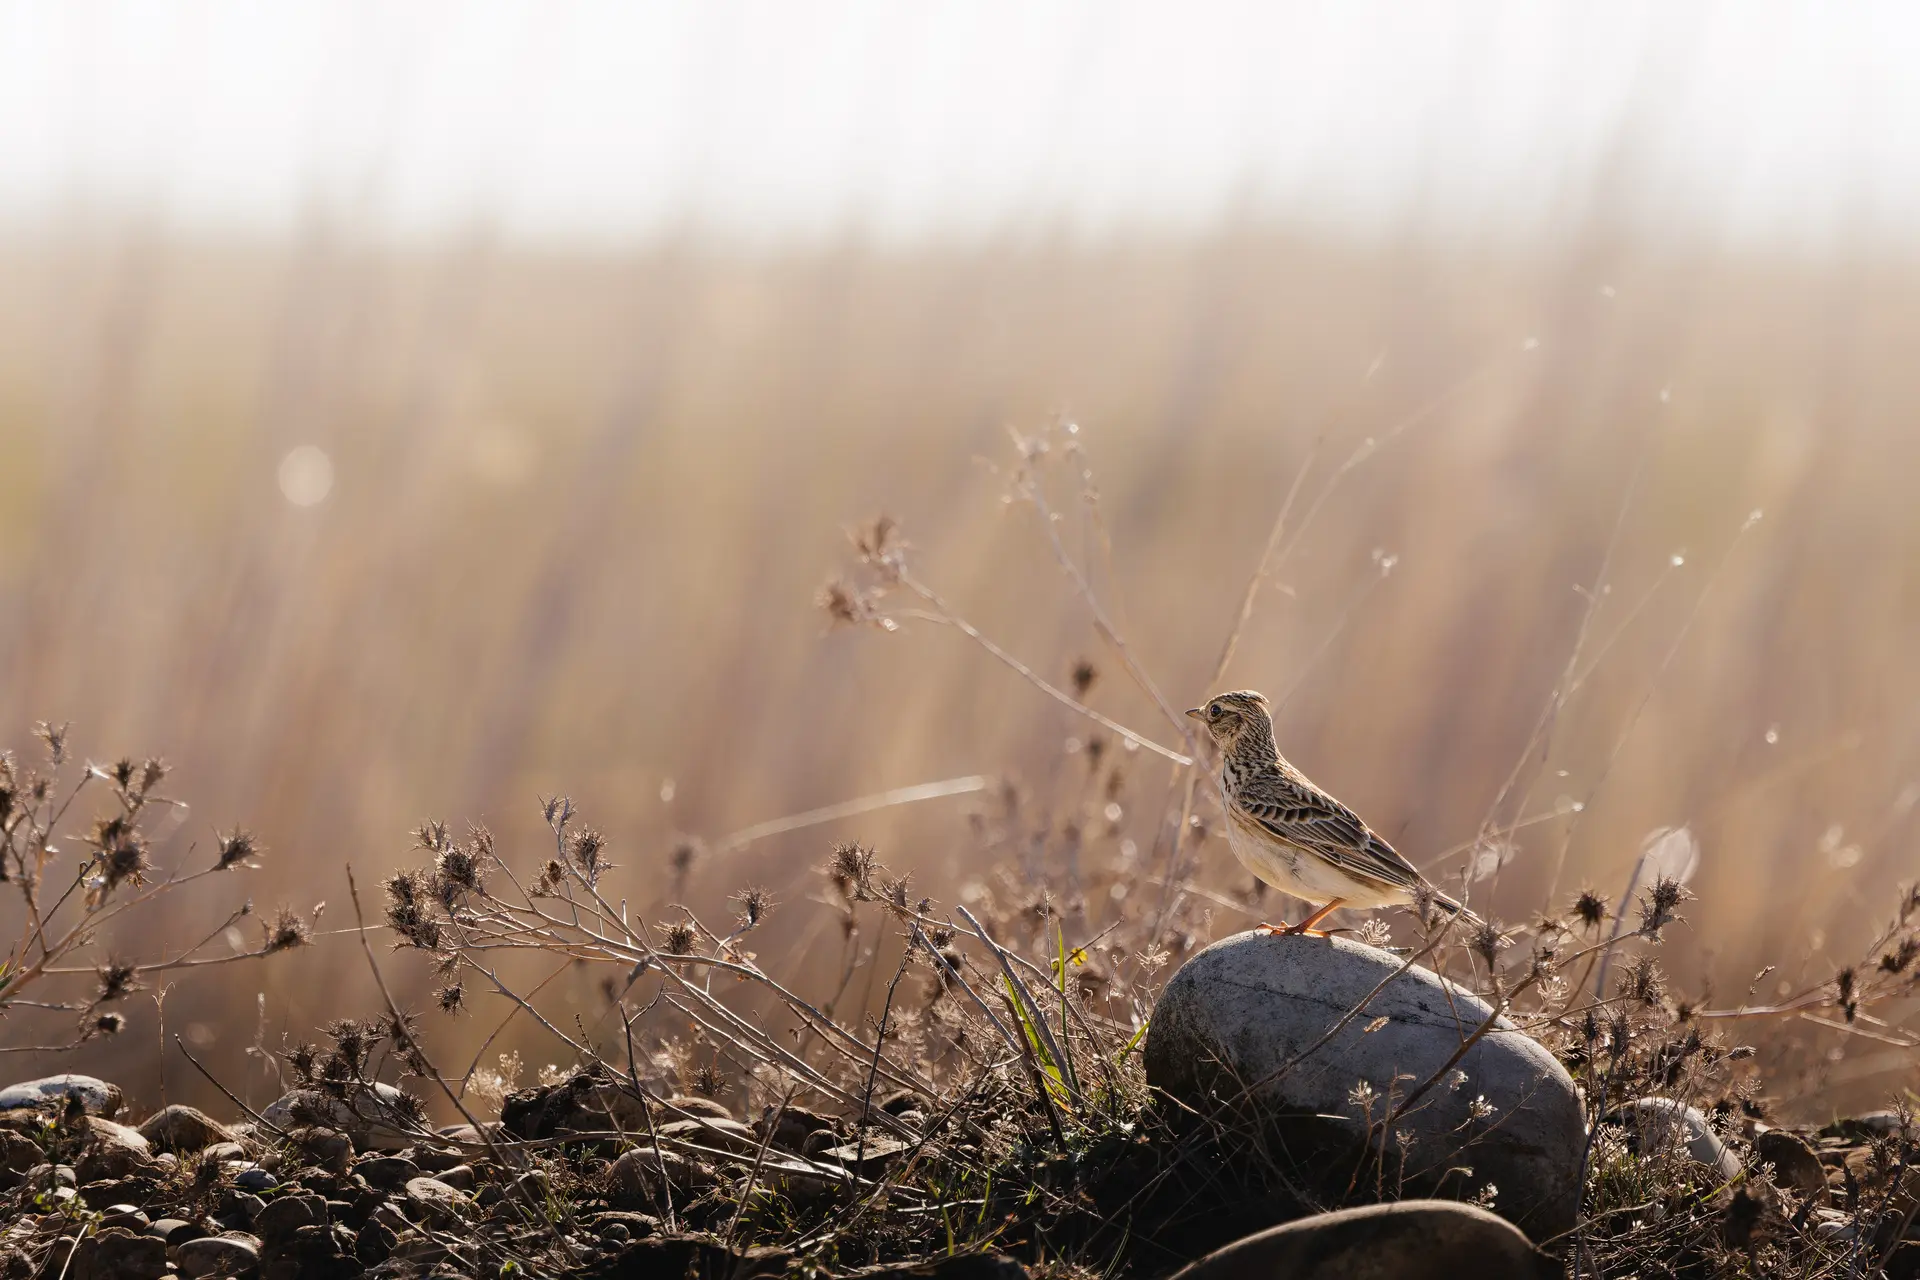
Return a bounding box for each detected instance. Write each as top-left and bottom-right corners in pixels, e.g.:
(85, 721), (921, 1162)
(663, 1094), (735, 1122)
(71, 1226), (167, 1280)
(434, 1162), (475, 1190)
(261, 1083), (419, 1151)
(99, 1204), (149, 1232)
(754, 1104), (842, 1152)
(819, 1133), (913, 1172)
(76, 1117), (152, 1181)
(137, 1104), (234, 1154)
(202, 1141), (246, 1163)
(1752, 1128), (1826, 1197)
(609, 1147), (714, 1205)
(1613, 1097), (1742, 1182)
(0, 1074), (123, 1117)
(147, 1218), (204, 1245)
(1145, 931), (1585, 1243)
(174, 1233), (262, 1278)
(224, 1190), (267, 1224)
(232, 1166), (279, 1192)
(25, 1162), (78, 1188)
(405, 1174), (473, 1224)
(655, 1116), (761, 1153)
(0, 1129), (41, 1173)
(251, 1192), (326, 1242)
(1169, 1200), (1558, 1280)
(354, 1154), (419, 1188)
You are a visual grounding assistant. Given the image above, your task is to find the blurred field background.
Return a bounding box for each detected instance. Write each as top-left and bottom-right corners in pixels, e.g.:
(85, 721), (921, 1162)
(4, 1), (1920, 1117)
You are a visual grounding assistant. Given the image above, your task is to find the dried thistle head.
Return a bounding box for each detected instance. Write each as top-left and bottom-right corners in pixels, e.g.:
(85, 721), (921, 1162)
(1571, 887), (1609, 932)
(1468, 919), (1512, 966)
(86, 1011), (125, 1039)
(33, 721), (68, 766)
(214, 827), (261, 871)
(384, 869), (443, 950)
(690, 1060), (726, 1099)
(849, 514), (907, 580)
(1618, 953), (1667, 1007)
(733, 885), (772, 930)
(1636, 875), (1692, 940)
(816, 577), (895, 631)
(433, 839), (486, 900)
(531, 858), (567, 897)
(264, 905), (311, 954)
(661, 920), (697, 956)
(568, 828), (607, 881)
(436, 982), (465, 1015)
(1882, 937), (1919, 974)
(827, 841), (876, 901)
(94, 960), (141, 1004)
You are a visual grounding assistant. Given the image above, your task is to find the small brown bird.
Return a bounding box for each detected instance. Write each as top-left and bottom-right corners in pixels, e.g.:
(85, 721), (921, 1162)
(1187, 690), (1473, 935)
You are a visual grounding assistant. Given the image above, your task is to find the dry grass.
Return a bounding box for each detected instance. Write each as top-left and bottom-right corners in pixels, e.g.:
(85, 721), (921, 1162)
(2, 222), (1919, 1141)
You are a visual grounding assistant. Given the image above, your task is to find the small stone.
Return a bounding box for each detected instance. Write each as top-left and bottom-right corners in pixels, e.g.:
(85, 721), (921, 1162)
(1171, 1201), (1555, 1280)
(354, 1155), (419, 1188)
(252, 1192), (326, 1243)
(201, 1142), (245, 1163)
(72, 1226), (167, 1280)
(137, 1105), (234, 1154)
(0, 1075), (123, 1117)
(224, 1190), (267, 1224)
(800, 1128), (842, 1158)
(655, 1116), (761, 1153)
(1613, 1097), (1743, 1182)
(433, 1162), (475, 1190)
(609, 1148), (713, 1205)
(407, 1144), (466, 1173)
(819, 1133), (913, 1172)
(1752, 1128), (1827, 1197)
(26, 1162), (78, 1188)
(99, 1204), (149, 1232)
(174, 1233), (262, 1279)
(147, 1218), (204, 1245)
(663, 1095), (735, 1122)
(261, 1083), (419, 1152)
(404, 1175), (473, 1224)
(76, 1117), (152, 1181)
(0, 1130), (42, 1174)
(753, 1105), (842, 1152)
(233, 1166), (279, 1192)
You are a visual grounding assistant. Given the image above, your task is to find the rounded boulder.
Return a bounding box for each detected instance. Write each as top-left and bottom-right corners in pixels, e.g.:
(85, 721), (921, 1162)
(1145, 931), (1583, 1244)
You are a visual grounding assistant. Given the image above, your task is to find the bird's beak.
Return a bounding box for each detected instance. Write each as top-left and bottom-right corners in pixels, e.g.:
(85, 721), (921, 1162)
(1185, 707), (1205, 721)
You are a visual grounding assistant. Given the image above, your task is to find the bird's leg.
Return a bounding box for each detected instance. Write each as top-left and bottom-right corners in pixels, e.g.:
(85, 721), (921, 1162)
(1256, 899), (1346, 938)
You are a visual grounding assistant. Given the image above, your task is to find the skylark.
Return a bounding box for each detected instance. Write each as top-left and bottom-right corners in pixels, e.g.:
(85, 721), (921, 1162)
(1187, 690), (1474, 936)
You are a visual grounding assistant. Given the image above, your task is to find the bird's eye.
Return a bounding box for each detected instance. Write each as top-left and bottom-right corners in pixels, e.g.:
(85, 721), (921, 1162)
(1208, 703), (1225, 720)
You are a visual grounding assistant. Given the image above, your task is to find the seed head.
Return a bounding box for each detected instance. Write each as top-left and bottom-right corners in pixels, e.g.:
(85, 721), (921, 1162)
(1571, 887), (1609, 931)
(662, 921), (697, 956)
(1636, 875), (1692, 940)
(733, 886), (772, 929)
(89, 1012), (126, 1037)
(827, 841), (876, 900)
(264, 905), (311, 954)
(1070, 659), (1098, 698)
(94, 960), (141, 1003)
(214, 827), (261, 871)
(436, 983), (465, 1014)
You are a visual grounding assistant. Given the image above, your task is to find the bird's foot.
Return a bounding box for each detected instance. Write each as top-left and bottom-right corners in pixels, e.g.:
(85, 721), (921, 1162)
(1254, 921), (1337, 938)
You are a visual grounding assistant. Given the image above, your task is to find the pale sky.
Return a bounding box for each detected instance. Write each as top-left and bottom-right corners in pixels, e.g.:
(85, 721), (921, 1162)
(2, 0), (1917, 248)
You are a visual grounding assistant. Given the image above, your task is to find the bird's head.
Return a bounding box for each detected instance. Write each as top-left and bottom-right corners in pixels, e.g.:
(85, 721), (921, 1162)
(1185, 690), (1272, 750)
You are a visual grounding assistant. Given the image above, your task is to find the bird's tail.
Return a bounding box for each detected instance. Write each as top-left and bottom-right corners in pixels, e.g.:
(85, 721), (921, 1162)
(1422, 884), (1484, 931)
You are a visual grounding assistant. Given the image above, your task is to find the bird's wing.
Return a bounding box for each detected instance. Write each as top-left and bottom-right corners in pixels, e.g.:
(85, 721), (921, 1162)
(1233, 770), (1426, 893)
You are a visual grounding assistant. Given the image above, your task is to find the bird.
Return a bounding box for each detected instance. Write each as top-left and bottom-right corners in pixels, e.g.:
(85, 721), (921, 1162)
(1186, 689), (1475, 936)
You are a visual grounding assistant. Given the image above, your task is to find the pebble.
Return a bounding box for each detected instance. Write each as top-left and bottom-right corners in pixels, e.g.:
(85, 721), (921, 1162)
(232, 1167), (279, 1192)
(174, 1234), (262, 1279)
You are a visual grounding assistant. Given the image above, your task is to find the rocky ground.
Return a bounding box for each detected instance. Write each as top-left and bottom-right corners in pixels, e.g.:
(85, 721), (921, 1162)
(2, 934), (1917, 1278)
